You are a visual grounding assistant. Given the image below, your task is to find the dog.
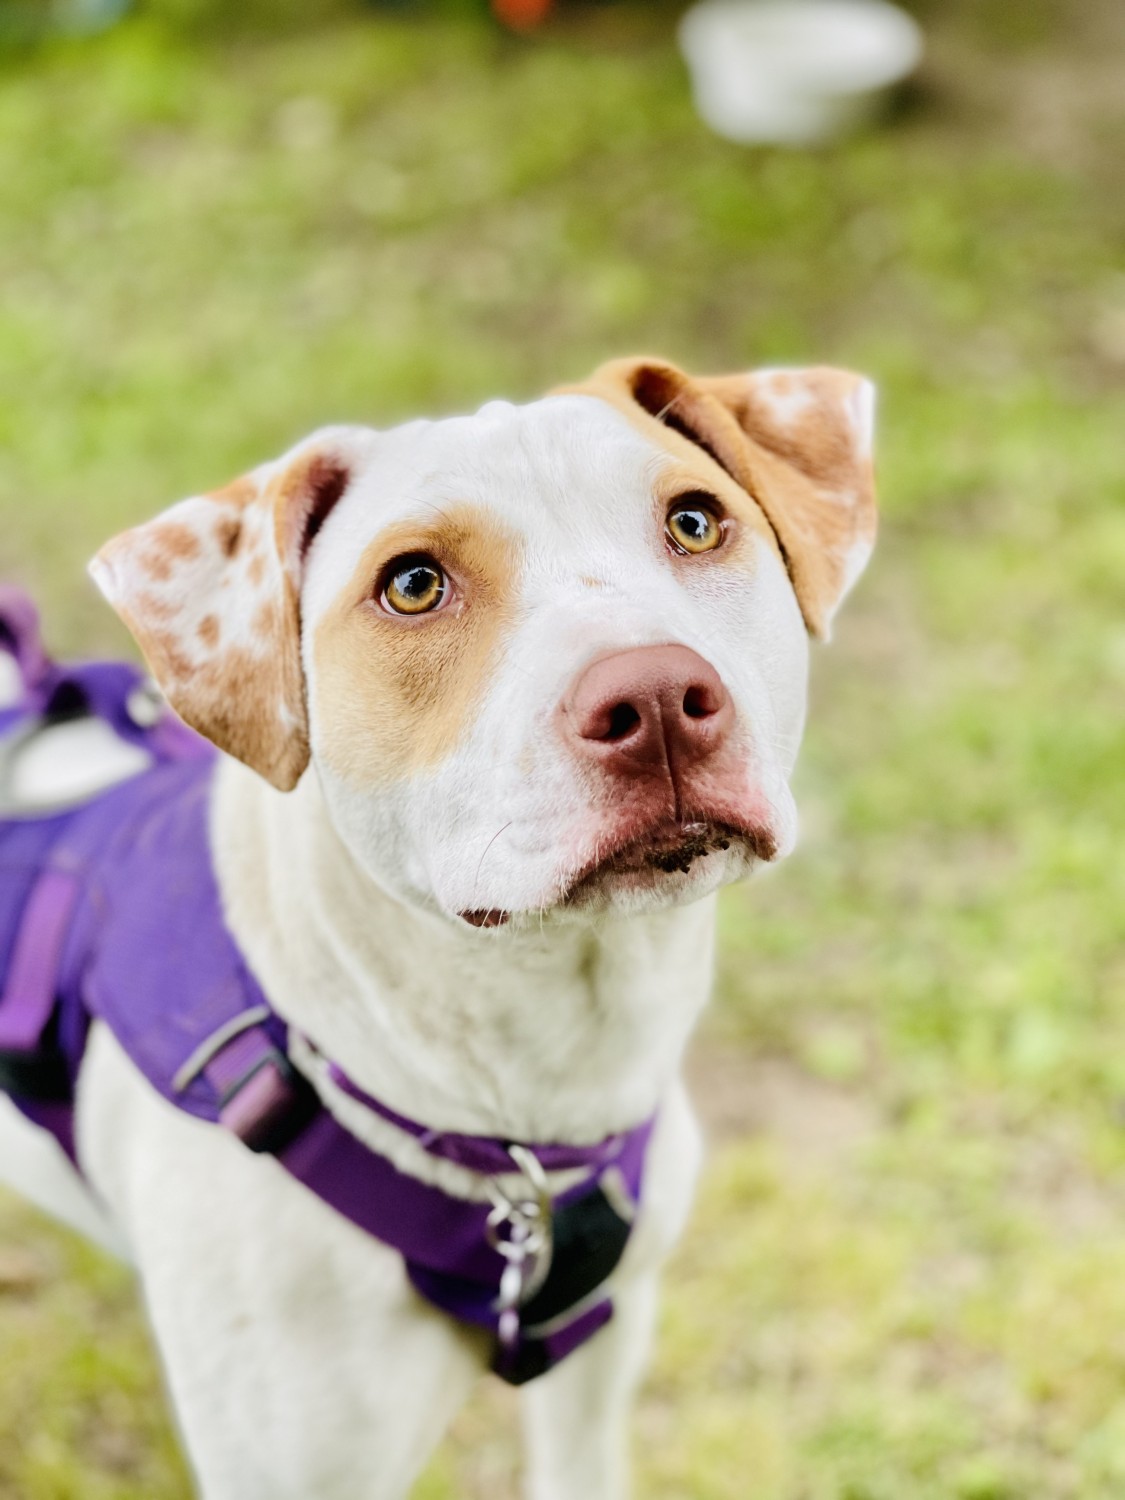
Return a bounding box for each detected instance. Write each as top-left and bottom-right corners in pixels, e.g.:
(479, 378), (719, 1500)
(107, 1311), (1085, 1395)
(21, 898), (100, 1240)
(0, 355), (875, 1499)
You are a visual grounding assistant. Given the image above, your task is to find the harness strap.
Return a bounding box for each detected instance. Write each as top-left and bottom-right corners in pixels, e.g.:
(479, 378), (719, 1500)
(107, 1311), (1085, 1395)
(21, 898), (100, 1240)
(0, 867), (81, 1101)
(0, 867), (80, 1052)
(324, 1057), (638, 1178)
(194, 1013), (652, 1383)
(0, 591), (208, 1154)
(193, 1018), (502, 1278)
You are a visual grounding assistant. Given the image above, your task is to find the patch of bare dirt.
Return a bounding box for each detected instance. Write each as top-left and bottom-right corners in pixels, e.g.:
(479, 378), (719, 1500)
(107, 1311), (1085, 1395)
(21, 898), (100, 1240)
(687, 1041), (879, 1169)
(926, 5), (1125, 176)
(0, 1246), (50, 1295)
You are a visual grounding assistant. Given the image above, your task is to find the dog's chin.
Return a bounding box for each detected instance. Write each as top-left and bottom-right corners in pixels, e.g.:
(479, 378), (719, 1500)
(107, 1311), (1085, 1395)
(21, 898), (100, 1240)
(458, 819), (778, 931)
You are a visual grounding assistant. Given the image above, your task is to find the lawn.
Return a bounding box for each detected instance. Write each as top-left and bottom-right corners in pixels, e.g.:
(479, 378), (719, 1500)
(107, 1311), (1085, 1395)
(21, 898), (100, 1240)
(0, 0), (1123, 1495)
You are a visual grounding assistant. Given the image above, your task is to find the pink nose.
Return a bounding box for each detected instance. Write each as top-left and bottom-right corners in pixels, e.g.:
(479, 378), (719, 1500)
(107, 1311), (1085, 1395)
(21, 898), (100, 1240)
(560, 645), (733, 779)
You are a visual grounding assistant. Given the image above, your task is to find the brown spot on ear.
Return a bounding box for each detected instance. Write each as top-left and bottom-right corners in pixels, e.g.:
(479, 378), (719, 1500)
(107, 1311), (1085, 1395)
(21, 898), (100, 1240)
(140, 549), (175, 584)
(134, 590), (175, 623)
(154, 523), (203, 562)
(313, 505), (521, 786)
(215, 517), (241, 558)
(133, 521), (208, 587)
(197, 614), (220, 648)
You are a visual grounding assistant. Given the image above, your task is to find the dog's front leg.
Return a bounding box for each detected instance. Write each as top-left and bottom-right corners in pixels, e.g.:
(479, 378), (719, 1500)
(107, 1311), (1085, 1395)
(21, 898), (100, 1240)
(79, 1028), (487, 1500)
(162, 1281), (484, 1500)
(519, 1272), (660, 1500)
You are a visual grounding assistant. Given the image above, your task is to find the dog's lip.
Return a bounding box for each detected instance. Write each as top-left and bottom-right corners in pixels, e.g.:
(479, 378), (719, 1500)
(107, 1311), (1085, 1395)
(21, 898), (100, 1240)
(561, 817), (776, 902)
(457, 817), (776, 929)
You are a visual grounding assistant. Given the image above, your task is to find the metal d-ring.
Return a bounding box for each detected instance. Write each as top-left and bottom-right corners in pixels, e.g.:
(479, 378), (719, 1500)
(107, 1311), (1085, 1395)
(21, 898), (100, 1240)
(485, 1144), (555, 1336)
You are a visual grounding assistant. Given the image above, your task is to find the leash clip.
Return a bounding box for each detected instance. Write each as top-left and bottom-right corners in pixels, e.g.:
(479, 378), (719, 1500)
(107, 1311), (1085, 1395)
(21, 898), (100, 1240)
(485, 1143), (555, 1346)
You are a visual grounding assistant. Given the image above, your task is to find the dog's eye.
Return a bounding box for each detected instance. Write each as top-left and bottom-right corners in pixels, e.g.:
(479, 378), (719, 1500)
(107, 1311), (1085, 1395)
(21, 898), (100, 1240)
(381, 555), (447, 615)
(666, 497), (724, 555)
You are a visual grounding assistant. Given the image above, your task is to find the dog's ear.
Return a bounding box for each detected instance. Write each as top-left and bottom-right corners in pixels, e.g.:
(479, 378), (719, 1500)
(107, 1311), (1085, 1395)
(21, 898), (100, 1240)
(90, 428), (366, 791)
(585, 358), (877, 639)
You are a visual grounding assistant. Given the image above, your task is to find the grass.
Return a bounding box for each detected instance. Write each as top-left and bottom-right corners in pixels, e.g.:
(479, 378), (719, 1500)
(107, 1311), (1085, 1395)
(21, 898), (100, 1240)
(0, 0), (1123, 1494)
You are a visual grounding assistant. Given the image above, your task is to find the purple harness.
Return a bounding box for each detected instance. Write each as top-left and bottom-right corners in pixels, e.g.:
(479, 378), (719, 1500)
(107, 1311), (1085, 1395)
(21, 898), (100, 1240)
(0, 589), (654, 1386)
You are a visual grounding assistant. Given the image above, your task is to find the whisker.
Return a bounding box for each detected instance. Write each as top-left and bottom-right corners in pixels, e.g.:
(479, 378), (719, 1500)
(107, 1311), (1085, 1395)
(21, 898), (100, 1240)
(474, 820), (513, 892)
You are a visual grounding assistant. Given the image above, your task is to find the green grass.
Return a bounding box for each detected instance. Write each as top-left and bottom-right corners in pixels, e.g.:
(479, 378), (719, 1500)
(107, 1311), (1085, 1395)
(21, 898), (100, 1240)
(0, 0), (1123, 1494)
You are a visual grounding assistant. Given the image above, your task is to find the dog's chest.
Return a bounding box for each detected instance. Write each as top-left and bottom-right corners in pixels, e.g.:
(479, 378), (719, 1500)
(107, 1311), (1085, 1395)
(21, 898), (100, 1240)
(211, 755), (720, 1148)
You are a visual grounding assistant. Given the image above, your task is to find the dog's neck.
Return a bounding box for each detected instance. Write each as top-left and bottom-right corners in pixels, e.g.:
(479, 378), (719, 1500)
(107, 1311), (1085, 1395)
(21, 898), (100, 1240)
(211, 758), (716, 1144)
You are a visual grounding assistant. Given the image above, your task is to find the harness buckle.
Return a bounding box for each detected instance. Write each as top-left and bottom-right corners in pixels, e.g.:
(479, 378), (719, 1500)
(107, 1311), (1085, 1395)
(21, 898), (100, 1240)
(217, 1047), (319, 1156)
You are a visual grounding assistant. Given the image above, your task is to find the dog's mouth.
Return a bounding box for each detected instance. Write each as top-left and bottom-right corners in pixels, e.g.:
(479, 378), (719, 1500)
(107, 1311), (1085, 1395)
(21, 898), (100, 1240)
(459, 818), (776, 930)
(565, 818), (777, 895)
(460, 907), (512, 930)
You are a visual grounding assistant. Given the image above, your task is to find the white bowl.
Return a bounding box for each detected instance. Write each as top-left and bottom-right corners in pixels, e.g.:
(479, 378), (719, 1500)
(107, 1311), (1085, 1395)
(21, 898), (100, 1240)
(679, 0), (924, 145)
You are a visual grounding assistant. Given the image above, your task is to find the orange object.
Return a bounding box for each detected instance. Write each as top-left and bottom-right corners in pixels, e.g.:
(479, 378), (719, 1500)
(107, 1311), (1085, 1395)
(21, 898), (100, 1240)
(492, 0), (554, 30)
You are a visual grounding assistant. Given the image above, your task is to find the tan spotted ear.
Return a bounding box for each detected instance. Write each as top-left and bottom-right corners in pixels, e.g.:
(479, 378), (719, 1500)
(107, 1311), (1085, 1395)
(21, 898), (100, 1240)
(577, 358), (877, 639)
(89, 427), (367, 790)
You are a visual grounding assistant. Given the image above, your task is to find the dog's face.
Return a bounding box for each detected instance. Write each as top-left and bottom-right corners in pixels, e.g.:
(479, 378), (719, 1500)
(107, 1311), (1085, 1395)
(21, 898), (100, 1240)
(91, 358), (875, 929)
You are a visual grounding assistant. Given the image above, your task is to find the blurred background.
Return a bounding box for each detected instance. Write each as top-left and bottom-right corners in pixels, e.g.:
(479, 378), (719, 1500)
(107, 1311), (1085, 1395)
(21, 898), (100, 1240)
(0, 0), (1122, 1495)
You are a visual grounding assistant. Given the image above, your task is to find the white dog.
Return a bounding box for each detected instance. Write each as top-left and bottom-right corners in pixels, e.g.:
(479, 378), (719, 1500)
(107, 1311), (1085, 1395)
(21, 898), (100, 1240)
(0, 356), (875, 1499)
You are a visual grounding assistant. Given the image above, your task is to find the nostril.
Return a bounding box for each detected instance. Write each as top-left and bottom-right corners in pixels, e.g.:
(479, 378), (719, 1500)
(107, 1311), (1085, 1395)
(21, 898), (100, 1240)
(603, 701), (642, 741)
(682, 684), (719, 720)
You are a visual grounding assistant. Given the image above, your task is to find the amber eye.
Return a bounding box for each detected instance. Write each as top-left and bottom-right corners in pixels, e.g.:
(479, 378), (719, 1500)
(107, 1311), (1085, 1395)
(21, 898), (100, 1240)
(381, 555), (447, 615)
(666, 497), (724, 555)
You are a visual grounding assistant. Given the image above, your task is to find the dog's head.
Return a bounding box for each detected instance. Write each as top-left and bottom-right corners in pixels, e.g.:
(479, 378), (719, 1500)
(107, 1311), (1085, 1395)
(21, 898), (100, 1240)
(91, 357), (875, 929)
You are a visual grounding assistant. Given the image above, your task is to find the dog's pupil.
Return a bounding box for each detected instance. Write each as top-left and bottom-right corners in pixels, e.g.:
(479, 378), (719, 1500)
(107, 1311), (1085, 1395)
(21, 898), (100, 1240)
(402, 567), (434, 599)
